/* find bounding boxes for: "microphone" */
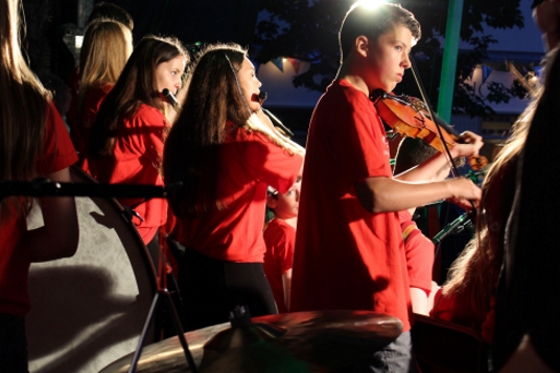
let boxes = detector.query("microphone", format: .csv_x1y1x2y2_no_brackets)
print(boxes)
162,88,182,112
258,91,294,137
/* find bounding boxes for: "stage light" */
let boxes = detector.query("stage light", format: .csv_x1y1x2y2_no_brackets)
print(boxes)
352,0,387,10
75,35,83,49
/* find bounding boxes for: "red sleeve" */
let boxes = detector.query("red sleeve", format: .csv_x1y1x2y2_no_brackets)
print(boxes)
429,287,456,321
399,209,434,294
124,105,167,166
404,231,435,294
481,296,495,344
236,127,303,194
37,101,78,175
276,224,296,274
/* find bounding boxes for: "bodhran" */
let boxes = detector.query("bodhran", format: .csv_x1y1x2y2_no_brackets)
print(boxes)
26,166,157,373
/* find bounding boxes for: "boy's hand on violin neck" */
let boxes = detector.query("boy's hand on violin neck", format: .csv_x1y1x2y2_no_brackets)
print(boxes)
451,131,484,158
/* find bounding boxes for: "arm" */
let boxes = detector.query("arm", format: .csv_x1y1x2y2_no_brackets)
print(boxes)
410,287,429,315
26,167,79,262
282,268,293,311
354,176,480,213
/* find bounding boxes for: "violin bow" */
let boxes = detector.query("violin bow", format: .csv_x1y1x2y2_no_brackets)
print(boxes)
409,58,476,211
506,60,538,98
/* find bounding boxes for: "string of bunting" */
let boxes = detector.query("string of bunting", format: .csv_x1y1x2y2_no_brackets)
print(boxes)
268,57,302,74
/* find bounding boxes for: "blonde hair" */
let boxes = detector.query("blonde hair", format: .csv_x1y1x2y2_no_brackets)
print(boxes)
0,0,48,222
441,89,539,328
77,18,132,121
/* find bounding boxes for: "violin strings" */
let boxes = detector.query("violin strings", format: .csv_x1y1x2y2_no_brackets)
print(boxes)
409,58,476,212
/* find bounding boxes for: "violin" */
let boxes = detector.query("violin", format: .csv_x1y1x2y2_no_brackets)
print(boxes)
370,90,488,172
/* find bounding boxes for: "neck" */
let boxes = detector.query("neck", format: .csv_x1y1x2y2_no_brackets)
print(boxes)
337,64,370,97
276,216,297,229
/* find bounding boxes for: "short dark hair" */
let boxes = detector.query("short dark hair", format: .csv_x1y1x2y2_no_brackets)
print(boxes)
88,2,134,30
393,137,438,175
339,3,420,62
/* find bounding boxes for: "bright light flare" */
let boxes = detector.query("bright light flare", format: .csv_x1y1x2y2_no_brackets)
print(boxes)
351,0,387,10
75,35,83,49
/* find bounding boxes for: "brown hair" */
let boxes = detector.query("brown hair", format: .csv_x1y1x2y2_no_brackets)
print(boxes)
441,93,538,328
0,0,48,222
164,43,251,218
89,35,187,157
77,19,132,124
339,2,421,63
87,1,134,31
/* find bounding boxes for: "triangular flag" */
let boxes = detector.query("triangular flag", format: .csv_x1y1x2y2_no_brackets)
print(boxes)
534,65,544,81
481,65,493,84
287,58,301,74
271,57,284,72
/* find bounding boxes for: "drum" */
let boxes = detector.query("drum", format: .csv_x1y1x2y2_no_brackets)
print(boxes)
26,166,158,373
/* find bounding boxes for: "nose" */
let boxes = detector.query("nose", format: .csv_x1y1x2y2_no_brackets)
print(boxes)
402,53,411,69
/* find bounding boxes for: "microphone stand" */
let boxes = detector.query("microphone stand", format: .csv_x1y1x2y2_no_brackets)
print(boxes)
432,211,473,244
0,176,198,373
258,91,295,138
261,108,295,137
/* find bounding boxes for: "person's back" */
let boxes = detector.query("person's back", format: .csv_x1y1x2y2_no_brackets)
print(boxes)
75,19,133,169
66,2,134,148
292,78,411,319
430,113,528,344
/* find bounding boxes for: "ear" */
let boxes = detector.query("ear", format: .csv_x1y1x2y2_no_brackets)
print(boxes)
356,35,369,58
266,195,278,210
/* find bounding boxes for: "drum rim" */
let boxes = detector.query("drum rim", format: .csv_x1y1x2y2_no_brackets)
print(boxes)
70,165,158,292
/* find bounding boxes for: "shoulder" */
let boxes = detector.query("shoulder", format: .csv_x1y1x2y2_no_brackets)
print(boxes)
126,104,166,127
265,219,294,237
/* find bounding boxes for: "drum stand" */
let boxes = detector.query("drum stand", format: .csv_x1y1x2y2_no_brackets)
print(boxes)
125,223,198,373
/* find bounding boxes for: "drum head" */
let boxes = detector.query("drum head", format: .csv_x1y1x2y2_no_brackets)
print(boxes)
26,167,157,373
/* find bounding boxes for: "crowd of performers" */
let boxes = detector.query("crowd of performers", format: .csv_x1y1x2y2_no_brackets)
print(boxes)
1,0,559,371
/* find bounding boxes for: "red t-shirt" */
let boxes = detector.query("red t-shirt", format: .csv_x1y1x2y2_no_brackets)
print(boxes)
173,122,303,263
90,104,168,244
263,218,296,313
0,102,78,317
430,288,495,344
291,79,412,331
398,210,434,295
77,83,114,171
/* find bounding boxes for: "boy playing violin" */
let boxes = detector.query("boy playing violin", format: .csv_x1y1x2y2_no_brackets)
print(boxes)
290,2,483,371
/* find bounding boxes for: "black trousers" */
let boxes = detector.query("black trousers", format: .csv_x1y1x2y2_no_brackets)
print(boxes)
0,313,28,373
178,248,278,332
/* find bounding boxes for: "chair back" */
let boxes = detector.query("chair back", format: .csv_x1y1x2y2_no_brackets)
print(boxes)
412,313,489,373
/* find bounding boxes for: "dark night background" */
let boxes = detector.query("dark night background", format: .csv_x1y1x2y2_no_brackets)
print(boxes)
22,0,260,81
